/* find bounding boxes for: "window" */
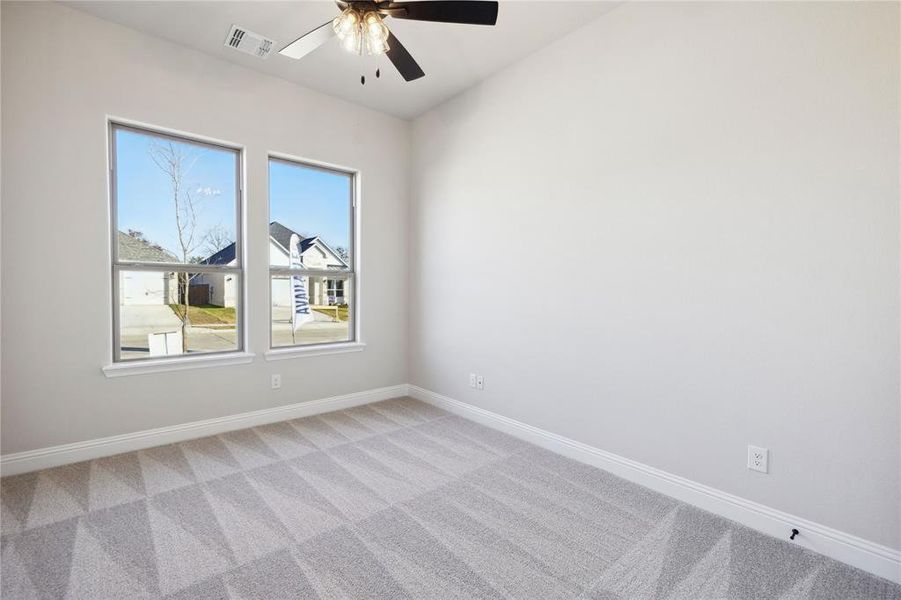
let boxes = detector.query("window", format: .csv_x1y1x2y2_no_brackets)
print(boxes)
110,123,243,362
326,279,345,304
269,157,355,349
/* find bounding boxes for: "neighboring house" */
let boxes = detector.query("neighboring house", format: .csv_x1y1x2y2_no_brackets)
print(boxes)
117,231,178,305
196,221,349,308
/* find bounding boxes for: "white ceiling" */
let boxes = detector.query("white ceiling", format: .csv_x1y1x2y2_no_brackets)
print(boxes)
64,1,620,119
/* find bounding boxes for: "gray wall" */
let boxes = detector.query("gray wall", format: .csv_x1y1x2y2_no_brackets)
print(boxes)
0,2,410,453
409,2,901,549
2,0,899,555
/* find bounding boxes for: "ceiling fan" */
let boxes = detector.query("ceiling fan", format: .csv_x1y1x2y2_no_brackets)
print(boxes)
278,1,499,82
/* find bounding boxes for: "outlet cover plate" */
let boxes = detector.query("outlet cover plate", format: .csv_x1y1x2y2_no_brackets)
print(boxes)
747,445,768,473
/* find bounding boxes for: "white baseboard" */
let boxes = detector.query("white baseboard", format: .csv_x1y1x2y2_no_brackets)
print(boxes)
4,381,898,584
409,385,901,585
0,384,409,476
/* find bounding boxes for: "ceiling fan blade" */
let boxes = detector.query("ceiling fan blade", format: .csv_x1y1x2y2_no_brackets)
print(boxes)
278,20,335,60
386,30,425,81
382,1,498,26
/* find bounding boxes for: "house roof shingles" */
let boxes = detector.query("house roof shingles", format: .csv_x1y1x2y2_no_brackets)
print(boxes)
117,231,178,262
202,242,237,266
201,222,318,265
269,221,317,254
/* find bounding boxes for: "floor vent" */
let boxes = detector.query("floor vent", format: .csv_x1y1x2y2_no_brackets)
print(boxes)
224,25,276,59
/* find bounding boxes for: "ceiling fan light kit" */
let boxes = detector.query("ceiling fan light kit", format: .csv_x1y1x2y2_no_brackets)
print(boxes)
363,11,391,54
333,7,390,55
280,0,499,82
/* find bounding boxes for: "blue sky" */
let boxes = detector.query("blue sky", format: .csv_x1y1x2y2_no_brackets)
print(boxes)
116,128,351,261
269,159,351,254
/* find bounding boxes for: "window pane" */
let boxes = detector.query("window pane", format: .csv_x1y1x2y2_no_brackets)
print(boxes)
268,159,351,270
115,127,238,265
271,275,352,347
118,270,240,360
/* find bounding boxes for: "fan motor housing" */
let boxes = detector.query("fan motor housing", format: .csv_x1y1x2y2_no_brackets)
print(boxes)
339,1,406,17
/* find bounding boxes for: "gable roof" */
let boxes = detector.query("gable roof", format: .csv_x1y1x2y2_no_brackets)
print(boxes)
117,231,178,262
268,221,317,255
202,241,238,266
200,222,329,265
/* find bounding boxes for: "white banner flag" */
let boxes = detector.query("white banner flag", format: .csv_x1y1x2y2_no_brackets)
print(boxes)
290,234,314,331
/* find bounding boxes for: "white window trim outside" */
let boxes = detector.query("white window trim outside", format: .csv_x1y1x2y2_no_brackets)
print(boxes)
267,152,362,357
104,118,249,376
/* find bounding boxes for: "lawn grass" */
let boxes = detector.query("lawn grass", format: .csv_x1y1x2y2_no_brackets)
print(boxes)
313,305,350,322
169,304,236,325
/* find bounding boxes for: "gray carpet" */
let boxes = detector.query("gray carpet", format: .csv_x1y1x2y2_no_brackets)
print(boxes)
1,397,898,599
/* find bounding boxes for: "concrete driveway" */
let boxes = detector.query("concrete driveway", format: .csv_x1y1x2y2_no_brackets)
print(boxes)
271,306,350,346
121,304,182,329
119,304,238,359
118,304,347,359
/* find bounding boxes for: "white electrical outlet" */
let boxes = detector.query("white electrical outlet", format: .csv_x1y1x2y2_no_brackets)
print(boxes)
476,375,484,390
747,445,768,473
469,373,477,388
271,374,282,390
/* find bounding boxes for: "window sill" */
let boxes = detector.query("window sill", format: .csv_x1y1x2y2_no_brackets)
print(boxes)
264,342,366,361
102,352,255,378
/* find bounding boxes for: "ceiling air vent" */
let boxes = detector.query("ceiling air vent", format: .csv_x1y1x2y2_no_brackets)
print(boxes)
224,25,275,59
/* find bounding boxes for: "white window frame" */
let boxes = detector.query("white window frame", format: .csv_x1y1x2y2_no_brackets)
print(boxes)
265,154,363,360
105,120,249,374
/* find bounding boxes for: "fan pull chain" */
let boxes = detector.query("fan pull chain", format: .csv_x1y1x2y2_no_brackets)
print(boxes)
360,54,382,85
361,67,380,85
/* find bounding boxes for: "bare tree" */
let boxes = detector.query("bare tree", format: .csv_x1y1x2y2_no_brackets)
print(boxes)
148,140,201,352
126,230,166,253
201,224,234,257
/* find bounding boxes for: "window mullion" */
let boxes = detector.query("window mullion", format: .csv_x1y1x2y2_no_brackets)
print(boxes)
269,268,353,278
114,263,243,275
